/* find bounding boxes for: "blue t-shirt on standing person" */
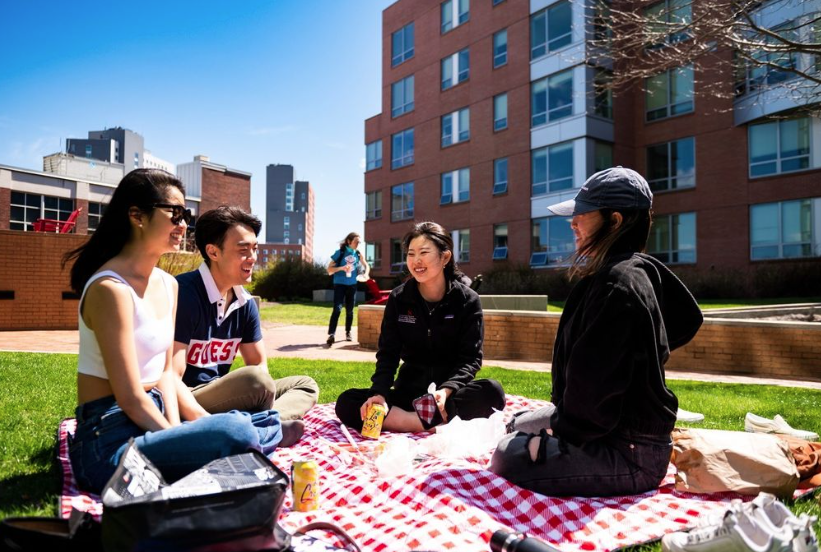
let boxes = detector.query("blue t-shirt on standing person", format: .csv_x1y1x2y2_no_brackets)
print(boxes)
331,246,360,286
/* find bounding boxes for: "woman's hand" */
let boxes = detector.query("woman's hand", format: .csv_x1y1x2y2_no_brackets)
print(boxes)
433,388,453,422
360,394,387,421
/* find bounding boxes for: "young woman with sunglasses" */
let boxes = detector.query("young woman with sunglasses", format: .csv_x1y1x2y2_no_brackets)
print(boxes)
64,169,283,493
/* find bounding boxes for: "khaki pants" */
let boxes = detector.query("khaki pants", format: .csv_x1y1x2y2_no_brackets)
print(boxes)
191,366,319,420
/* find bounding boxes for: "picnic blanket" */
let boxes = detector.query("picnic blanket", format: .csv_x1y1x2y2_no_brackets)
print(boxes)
58,395,817,552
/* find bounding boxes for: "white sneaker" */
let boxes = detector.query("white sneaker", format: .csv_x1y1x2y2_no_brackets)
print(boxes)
662,511,789,552
745,413,819,441
749,493,819,552
677,408,705,423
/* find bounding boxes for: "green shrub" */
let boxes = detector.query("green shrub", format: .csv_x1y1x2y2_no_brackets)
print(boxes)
480,263,574,300
253,257,330,301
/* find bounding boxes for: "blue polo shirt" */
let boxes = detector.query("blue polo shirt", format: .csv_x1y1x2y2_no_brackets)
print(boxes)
175,264,262,386
331,247,360,286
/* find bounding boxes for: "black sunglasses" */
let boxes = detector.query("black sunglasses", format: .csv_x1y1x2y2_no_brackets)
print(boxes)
152,203,193,225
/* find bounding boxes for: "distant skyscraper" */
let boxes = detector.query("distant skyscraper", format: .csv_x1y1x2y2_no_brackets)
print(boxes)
65,126,174,174
265,164,314,261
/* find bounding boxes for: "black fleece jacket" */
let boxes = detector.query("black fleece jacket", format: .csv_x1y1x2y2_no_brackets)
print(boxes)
369,278,483,398
549,252,703,446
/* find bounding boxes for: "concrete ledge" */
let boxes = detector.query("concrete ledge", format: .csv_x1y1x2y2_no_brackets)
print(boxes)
480,295,548,311
313,289,365,303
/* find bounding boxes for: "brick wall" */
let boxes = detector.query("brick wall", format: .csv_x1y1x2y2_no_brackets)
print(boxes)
357,305,821,381
200,168,251,214
0,230,85,330
0,187,10,230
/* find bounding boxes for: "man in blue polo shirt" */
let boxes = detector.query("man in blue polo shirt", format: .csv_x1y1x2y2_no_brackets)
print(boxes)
173,206,319,435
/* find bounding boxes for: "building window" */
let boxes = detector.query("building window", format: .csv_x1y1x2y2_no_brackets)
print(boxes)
390,239,405,274
647,137,695,192
530,1,572,60
532,142,573,196
531,69,573,127
9,192,74,232
493,29,508,68
646,65,693,121
644,0,691,46
442,107,470,147
87,202,106,232
298,224,303,231
392,22,414,66
441,0,469,34
493,0,505,4
391,182,414,221
441,168,470,205
441,48,470,90
366,191,382,220
391,75,414,117
749,118,810,178
594,142,613,172
285,183,294,212
493,224,508,260
366,242,382,270
751,199,817,260
366,140,383,171
594,70,613,119
283,216,290,229
648,212,696,264
493,158,508,195
494,93,508,131
453,229,470,262
531,216,574,266
391,128,415,169
85,145,92,158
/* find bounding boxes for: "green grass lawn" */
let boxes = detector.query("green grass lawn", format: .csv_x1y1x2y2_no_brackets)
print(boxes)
1,352,818,550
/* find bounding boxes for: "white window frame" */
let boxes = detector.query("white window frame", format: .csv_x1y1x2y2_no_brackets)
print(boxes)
9,191,74,232
493,224,509,260
493,158,508,195
391,75,414,118
366,140,382,171
532,142,574,196
531,69,573,127
440,168,470,204
750,199,818,260
493,29,508,68
391,182,414,221
366,190,382,220
391,22,414,67
441,48,470,90
748,118,811,178
391,128,415,169
441,107,470,147
453,228,471,262
530,1,573,60
494,93,508,131
441,0,469,34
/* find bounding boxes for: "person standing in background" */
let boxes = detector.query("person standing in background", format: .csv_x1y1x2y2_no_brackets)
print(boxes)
326,232,369,346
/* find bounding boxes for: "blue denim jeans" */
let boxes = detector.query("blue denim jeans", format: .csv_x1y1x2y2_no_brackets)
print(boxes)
490,406,672,497
69,388,283,494
328,284,356,335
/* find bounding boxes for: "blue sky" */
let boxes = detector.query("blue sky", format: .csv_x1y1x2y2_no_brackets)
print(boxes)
0,0,394,262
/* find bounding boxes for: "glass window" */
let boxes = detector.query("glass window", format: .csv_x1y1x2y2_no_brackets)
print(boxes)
391,22,414,66
454,229,470,262
9,192,74,232
391,239,405,274
751,199,814,260
441,107,470,147
493,29,508,68
391,75,414,117
440,168,470,204
532,142,573,196
494,93,508,131
366,242,382,270
87,202,106,232
647,212,696,263
366,140,382,171
646,65,693,121
441,0,469,33
441,48,470,90
531,216,574,265
644,0,691,46
749,118,810,178
531,69,573,127
530,1,572,60
647,137,695,192
493,224,508,259
391,182,414,221
594,70,613,119
391,128,414,169
594,142,613,172
366,191,382,220
85,145,92,158
493,0,505,5
493,158,508,195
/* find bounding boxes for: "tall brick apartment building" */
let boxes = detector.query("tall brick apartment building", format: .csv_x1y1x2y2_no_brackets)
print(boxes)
363,0,821,287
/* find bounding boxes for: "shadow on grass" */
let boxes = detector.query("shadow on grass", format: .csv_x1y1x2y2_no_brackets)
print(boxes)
0,445,61,516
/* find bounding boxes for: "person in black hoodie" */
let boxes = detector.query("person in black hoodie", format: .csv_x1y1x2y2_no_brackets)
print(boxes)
335,221,505,433
490,166,703,497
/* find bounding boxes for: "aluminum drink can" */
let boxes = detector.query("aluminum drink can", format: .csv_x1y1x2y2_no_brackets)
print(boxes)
361,403,387,439
291,458,320,512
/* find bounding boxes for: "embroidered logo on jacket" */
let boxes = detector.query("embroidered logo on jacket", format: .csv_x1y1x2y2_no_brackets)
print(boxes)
398,309,416,324
186,338,242,367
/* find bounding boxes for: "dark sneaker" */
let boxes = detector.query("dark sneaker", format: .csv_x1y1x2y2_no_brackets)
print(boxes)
345,332,352,341
326,334,335,347
279,420,305,448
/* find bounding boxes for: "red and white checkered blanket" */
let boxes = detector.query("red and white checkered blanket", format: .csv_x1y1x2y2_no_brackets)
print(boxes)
57,395,813,552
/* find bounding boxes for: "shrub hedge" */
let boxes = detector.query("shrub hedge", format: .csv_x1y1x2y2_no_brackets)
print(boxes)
252,257,331,301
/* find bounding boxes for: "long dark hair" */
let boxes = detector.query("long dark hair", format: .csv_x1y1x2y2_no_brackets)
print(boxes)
63,169,185,294
339,232,359,249
568,208,653,280
401,221,464,282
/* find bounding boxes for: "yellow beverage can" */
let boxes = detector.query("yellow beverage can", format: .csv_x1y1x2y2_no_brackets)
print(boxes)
291,458,320,512
361,403,387,439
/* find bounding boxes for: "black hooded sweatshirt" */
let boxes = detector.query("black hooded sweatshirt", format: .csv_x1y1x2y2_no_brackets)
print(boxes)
549,252,703,446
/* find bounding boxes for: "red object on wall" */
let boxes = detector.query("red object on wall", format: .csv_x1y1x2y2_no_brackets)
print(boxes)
32,208,83,234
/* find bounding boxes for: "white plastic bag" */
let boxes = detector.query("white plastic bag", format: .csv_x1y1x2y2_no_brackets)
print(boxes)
375,436,418,478
419,410,506,459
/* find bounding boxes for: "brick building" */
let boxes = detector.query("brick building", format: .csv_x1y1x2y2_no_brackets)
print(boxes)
363,0,821,287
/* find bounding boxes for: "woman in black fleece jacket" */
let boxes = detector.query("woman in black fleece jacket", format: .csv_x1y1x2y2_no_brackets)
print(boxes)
490,167,703,497
335,222,505,433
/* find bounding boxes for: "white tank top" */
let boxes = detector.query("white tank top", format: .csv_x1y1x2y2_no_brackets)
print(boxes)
77,268,174,383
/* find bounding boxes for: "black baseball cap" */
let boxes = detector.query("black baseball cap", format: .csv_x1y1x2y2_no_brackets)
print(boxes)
547,166,653,216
